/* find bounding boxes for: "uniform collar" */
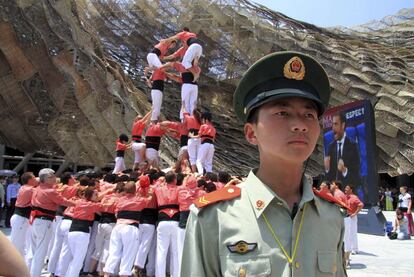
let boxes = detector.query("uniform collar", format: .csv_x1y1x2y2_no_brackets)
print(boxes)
242,170,320,218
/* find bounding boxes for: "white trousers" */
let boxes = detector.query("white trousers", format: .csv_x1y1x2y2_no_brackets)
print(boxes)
10,214,30,256
65,231,90,277
196,142,215,174
182,43,203,69
156,221,179,277
29,218,54,277
344,216,359,252
55,219,72,277
146,148,160,168
103,224,140,276
113,157,126,174
132,142,146,164
151,89,163,121
46,216,59,260
187,138,200,166
147,53,162,69
135,224,155,268
48,216,65,274
146,234,157,276
83,221,99,272
176,227,186,275
180,83,198,120
92,223,115,264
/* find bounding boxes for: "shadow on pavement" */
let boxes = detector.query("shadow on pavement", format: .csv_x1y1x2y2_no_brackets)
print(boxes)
349,263,367,270
354,251,377,257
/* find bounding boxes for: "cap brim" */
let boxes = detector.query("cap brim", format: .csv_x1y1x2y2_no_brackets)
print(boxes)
246,89,325,118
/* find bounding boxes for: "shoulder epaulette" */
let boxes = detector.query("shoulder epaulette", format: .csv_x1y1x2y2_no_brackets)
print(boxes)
194,185,241,208
312,187,350,211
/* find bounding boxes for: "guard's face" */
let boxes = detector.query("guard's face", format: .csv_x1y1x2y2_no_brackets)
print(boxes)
244,97,320,165
332,115,345,140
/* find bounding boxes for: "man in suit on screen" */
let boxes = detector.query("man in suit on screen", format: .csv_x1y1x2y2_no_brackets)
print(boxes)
324,112,361,187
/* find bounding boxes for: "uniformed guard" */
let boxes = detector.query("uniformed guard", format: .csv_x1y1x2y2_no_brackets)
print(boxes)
181,51,349,277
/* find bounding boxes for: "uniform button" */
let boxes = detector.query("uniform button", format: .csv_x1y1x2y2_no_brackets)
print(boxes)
256,200,265,210
295,261,300,269
239,267,246,277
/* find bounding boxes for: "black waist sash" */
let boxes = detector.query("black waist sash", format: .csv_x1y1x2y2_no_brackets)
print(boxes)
117,210,141,221
151,47,161,56
145,136,162,151
158,204,180,222
132,135,142,142
100,212,116,224
179,210,190,229
140,208,158,225
32,206,56,216
152,80,164,91
201,135,214,144
69,219,94,233
14,206,32,219
116,150,125,157
56,205,67,216
180,135,189,147
186,37,202,47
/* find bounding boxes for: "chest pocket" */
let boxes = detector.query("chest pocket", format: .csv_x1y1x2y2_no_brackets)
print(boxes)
220,256,271,277
317,250,338,276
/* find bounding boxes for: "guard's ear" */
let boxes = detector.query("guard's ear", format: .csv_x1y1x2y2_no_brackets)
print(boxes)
244,123,258,146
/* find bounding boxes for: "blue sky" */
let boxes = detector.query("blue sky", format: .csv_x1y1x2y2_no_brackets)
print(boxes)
254,0,414,27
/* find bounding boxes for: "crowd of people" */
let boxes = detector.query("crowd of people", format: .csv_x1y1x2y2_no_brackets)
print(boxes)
317,180,364,268
5,167,240,277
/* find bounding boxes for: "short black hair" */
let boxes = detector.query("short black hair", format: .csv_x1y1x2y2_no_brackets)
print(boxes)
79,176,90,186
205,182,217,193
197,179,207,188
205,172,218,182
176,173,185,186
115,175,129,183
165,171,177,184
333,180,343,191
60,172,72,185
119,133,129,142
246,107,259,124
128,172,139,182
333,112,346,125
202,112,212,122
21,172,34,185
103,173,117,184
218,171,231,183
182,27,190,32
346,184,355,192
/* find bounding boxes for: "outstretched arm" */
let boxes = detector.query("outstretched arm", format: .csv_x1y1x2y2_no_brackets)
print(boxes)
166,72,182,84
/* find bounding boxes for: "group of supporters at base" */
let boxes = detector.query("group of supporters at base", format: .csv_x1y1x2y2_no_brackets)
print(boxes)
8,167,243,277
113,106,216,178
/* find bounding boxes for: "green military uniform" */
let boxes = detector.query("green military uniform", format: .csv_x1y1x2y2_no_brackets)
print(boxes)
181,52,347,276
181,172,346,276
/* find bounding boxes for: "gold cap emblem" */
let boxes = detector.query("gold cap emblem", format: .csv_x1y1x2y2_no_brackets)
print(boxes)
283,56,305,80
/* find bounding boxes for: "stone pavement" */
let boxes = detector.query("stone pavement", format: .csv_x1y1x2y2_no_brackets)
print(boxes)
1,211,413,276
347,211,414,277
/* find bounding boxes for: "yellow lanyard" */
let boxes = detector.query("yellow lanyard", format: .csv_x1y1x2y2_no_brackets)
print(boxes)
262,203,307,266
